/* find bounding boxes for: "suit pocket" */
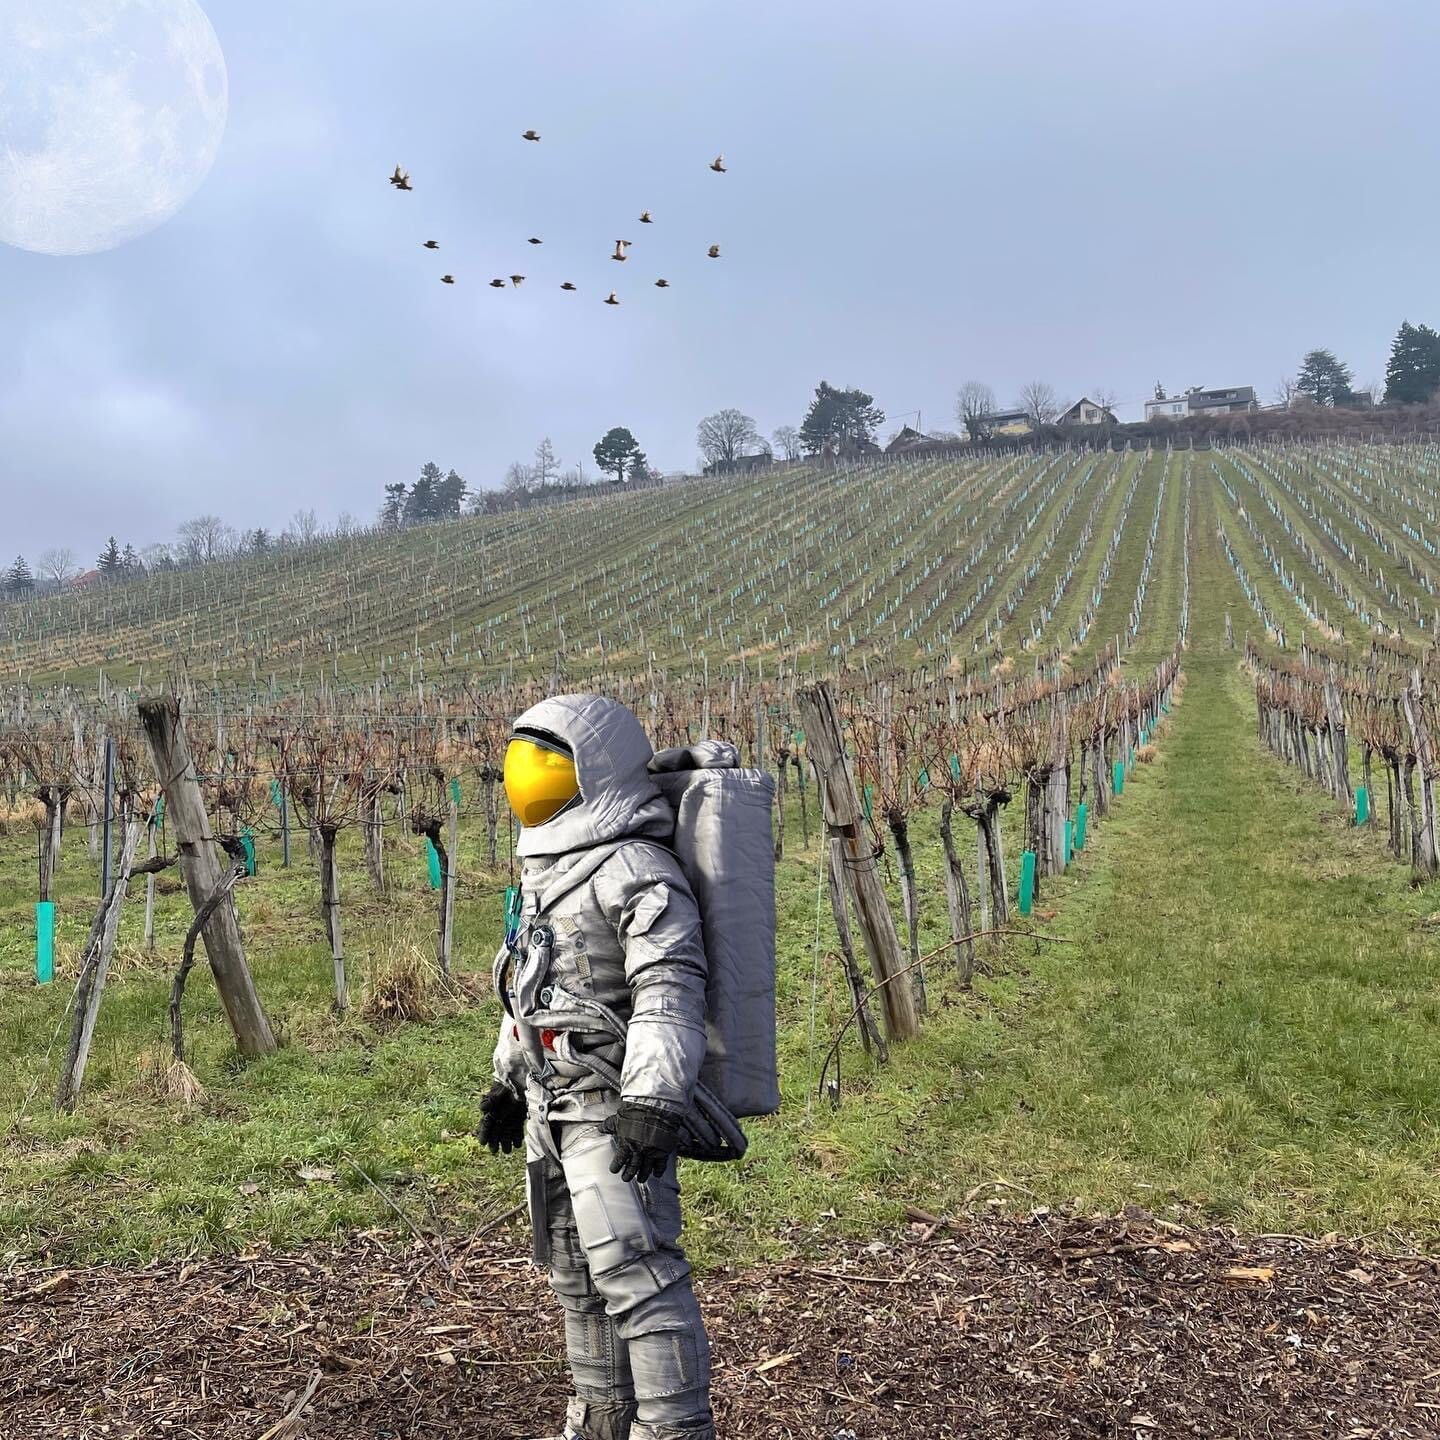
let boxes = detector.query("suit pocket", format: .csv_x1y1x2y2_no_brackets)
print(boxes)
569,1177,658,1277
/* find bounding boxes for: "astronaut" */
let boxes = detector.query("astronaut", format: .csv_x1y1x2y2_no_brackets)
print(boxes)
480,694,717,1440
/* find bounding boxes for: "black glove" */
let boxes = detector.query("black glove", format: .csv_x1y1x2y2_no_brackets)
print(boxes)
478,1082,526,1155
604,1102,684,1184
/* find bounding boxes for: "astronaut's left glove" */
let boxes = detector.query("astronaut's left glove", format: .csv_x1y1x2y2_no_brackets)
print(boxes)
604,1101,684,1183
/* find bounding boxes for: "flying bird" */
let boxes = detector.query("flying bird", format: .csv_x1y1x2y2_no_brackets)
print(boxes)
389,165,412,190
710,154,726,173
522,129,541,142
654,279,670,288
440,275,455,284
489,278,507,288
706,244,721,258
560,282,577,291
527,237,543,245
612,240,631,262
604,292,620,306
422,240,439,249
510,275,525,287
639,210,653,224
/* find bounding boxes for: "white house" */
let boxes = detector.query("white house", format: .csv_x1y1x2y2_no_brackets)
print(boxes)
1057,397,1117,426
1145,383,1257,421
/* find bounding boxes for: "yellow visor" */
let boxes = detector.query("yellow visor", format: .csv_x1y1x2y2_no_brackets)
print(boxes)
504,736,579,827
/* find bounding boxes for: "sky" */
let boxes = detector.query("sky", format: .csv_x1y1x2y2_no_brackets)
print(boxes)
2,0,1438,564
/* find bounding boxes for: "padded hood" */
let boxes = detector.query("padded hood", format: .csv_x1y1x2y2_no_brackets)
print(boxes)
512,693,675,858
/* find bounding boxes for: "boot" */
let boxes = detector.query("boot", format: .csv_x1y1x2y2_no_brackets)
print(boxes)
531,1397,636,1440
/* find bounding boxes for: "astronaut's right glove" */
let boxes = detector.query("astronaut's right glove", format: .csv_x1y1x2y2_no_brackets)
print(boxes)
604,1101,684,1183
478,1082,526,1155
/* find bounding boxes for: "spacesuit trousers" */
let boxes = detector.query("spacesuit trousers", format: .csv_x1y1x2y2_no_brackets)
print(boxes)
529,1119,714,1440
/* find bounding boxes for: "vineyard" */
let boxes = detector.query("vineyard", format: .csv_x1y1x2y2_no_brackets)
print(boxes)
3,441,1440,1431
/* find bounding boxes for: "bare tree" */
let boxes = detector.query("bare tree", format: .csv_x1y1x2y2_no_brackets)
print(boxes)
334,510,359,537
176,515,228,566
290,508,321,544
1018,381,1060,429
1091,388,1121,420
1274,376,1300,408
772,425,802,461
37,547,77,587
955,381,997,441
503,461,534,494
696,409,760,467
534,436,559,486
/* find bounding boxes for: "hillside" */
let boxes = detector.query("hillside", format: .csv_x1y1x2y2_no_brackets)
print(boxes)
4,449,1199,688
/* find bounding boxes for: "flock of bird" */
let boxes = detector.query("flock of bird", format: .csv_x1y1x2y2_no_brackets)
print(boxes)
388,134,726,304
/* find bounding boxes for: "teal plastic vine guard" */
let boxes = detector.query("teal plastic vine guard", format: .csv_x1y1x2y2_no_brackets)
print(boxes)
1355,785,1370,825
1113,761,1124,796
1076,802,1089,851
36,902,54,985
425,836,442,889
1019,851,1036,916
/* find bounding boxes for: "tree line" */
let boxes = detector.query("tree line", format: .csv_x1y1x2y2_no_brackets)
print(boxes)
3,508,361,600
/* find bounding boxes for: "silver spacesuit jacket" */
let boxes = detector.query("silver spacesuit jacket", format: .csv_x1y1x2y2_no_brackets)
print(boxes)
492,695,710,1135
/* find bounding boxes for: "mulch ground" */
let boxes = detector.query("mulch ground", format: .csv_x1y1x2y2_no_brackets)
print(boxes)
2,1205,1437,1439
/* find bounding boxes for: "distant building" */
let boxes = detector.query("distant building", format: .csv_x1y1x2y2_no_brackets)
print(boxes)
1144,383,1257,421
1144,389,1189,421
703,452,773,477
1187,385,1257,415
1057,397,1116,426
885,425,934,453
976,409,1034,438
66,569,102,590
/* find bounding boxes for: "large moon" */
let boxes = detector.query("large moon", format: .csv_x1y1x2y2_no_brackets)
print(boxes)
0,0,227,257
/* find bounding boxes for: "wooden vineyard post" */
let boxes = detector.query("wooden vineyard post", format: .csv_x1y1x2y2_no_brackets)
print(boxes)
1401,669,1439,880
138,696,277,1057
144,809,158,953
1323,668,1352,809
54,820,142,1112
319,827,347,1013
443,787,459,978
826,833,887,1064
798,682,920,1044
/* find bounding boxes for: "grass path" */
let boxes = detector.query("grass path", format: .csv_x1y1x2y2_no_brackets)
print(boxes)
919,493,1440,1238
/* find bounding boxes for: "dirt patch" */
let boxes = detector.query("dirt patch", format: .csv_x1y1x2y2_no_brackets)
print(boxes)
1,1207,1436,1437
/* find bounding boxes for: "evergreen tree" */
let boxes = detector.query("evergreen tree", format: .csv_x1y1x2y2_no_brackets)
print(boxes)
248,528,272,554
97,536,122,575
379,482,408,530
404,462,444,523
1296,349,1354,406
798,381,884,456
593,427,643,482
6,555,34,595
121,543,141,572
435,468,467,518
1385,321,1440,405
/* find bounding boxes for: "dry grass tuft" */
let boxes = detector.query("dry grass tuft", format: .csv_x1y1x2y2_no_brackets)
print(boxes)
161,1060,206,1107
1136,744,1159,764
362,940,443,1027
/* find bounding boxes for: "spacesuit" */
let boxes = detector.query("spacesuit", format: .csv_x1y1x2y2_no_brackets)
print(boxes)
481,694,718,1440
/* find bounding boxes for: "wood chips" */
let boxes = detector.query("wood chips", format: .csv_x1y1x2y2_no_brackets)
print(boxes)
1,1209,1437,1437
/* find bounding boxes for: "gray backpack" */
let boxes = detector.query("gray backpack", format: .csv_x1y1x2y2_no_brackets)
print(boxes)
649,742,780,1119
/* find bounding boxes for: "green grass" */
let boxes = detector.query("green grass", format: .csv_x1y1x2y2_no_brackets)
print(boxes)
2,470,1439,1265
